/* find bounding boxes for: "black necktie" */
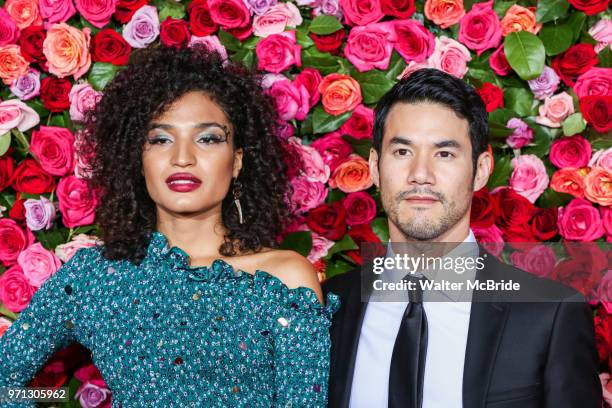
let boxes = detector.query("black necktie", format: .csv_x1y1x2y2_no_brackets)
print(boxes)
388,274,428,408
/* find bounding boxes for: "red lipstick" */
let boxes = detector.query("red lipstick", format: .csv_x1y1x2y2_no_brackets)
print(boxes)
165,173,202,193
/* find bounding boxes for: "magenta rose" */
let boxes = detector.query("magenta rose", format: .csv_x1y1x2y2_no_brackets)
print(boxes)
509,244,557,278
18,242,62,288
30,125,75,176
289,176,328,214
339,0,384,26
267,79,309,121
0,8,20,46
472,224,504,257
256,31,301,73
574,67,612,98
392,19,435,63
549,135,592,169
558,198,605,241
601,206,611,241
208,0,250,30
344,22,394,72
429,36,471,79
0,264,35,312
458,0,501,55
0,218,34,266
39,0,76,23
509,154,549,203
56,175,98,228
342,191,377,226
293,68,322,108
505,118,533,149
76,0,118,29
310,131,353,172
75,382,112,408
489,45,511,76
340,104,374,139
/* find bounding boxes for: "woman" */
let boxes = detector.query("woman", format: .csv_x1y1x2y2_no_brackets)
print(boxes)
0,45,339,407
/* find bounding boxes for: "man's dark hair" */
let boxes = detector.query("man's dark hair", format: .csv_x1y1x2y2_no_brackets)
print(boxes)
372,68,489,172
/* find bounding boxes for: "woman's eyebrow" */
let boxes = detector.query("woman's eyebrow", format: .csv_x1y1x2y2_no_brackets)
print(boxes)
147,122,229,131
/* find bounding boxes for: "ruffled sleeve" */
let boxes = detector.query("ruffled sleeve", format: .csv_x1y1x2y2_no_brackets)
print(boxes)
0,248,92,408
252,271,340,408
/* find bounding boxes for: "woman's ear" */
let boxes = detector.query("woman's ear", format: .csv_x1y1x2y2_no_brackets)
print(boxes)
233,148,244,178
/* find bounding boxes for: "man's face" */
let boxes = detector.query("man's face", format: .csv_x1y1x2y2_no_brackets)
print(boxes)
370,102,490,241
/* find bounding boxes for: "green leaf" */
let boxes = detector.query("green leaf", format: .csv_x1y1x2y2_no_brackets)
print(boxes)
301,48,341,75
385,51,407,81
312,106,351,134
279,231,312,257
536,188,573,208
0,192,16,211
217,29,241,53
371,217,389,242
231,48,255,68
325,257,355,279
309,15,343,35
341,135,371,159
523,119,556,156
504,31,546,80
24,99,48,117
326,188,346,204
0,132,10,156
539,23,574,56
562,113,586,136
35,228,70,251
88,62,123,91
241,35,260,50
598,48,612,68
564,12,586,42
488,108,515,140
493,1,516,19
0,304,17,320
327,234,358,257
351,69,395,105
590,137,612,150
536,0,569,24
503,88,534,117
296,25,315,49
158,0,185,21
487,155,513,189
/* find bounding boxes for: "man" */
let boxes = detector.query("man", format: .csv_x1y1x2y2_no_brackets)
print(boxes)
323,69,601,408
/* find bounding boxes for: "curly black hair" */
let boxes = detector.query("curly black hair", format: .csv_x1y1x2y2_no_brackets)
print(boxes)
82,44,289,265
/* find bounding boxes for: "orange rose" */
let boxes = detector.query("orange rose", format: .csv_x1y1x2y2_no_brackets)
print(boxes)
4,0,42,29
550,168,587,198
0,45,29,85
585,167,611,207
319,73,362,116
424,0,465,29
43,23,91,80
501,5,541,36
328,154,373,193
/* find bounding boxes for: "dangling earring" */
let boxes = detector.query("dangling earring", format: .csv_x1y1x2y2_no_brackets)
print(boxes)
233,179,244,225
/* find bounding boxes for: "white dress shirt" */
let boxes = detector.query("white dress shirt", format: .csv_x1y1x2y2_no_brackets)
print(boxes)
349,230,477,408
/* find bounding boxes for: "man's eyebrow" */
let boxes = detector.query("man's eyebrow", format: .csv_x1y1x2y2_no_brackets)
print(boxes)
388,137,462,149
388,136,412,146
435,140,462,149
147,122,229,131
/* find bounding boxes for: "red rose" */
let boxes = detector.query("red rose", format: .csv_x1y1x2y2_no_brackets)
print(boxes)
489,45,511,76
552,44,598,87
11,158,56,194
381,0,415,18
504,225,536,250
0,155,15,192
568,0,610,15
8,194,26,223
470,187,495,228
91,28,131,65
294,68,322,108
113,0,148,23
40,76,71,112
342,191,377,226
310,131,353,173
188,0,218,36
530,208,558,241
346,223,381,264
18,25,47,70
0,219,33,266
225,25,253,41
476,82,504,112
30,126,75,176
492,187,535,229
594,307,612,364
160,17,191,48
310,30,345,54
339,104,374,139
550,258,600,296
306,201,347,241
208,0,250,30
580,95,612,133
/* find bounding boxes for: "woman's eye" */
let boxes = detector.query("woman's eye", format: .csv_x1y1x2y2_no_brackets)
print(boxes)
147,136,171,145
197,134,224,144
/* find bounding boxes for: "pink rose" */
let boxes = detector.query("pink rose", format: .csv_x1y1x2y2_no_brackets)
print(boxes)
56,175,98,228
188,35,228,60
76,0,116,28
30,125,75,176
54,233,99,262
122,5,159,48
267,79,309,121
340,104,374,139
4,0,42,29
602,206,611,241
75,382,111,408
458,0,502,56
289,176,328,214
24,196,56,231
339,0,384,26
0,99,40,134
472,224,504,257
344,22,394,72
342,191,376,226
428,36,471,79
589,19,612,54
584,166,611,207
0,218,34,266
294,68,322,108
574,67,612,98
0,264,35,312
253,2,302,37
397,60,432,79
597,264,612,306
307,232,334,262
256,31,301,73
208,0,250,30
509,244,557,277
0,317,12,337
0,8,20,47
39,0,76,24
549,135,592,169
558,198,605,241
18,242,62,287
43,23,91,79
288,137,330,183
310,131,353,172
505,118,533,149
509,154,549,203
69,83,102,122
392,19,435,63
489,45,511,76
535,91,574,128
590,148,612,172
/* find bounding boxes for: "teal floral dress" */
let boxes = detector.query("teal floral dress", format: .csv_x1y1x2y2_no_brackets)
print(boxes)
0,232,340,407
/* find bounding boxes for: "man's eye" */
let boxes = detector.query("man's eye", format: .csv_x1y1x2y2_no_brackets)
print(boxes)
197,134,224,144
437,151,454,158
394,149,408,156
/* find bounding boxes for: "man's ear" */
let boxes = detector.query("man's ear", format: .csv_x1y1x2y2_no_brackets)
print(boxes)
473,149,493,192
232,148,244,178
369,147,380,189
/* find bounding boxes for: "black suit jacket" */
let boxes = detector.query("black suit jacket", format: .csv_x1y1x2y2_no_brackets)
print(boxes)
322,249,602,408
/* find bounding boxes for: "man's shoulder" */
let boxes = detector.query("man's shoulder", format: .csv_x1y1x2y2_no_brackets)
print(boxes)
322,266,361,297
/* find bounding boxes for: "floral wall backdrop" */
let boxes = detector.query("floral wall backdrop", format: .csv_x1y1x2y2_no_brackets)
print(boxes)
0,0,610,405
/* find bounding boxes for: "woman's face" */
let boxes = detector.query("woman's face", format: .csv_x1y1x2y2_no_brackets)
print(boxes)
141,91,242,217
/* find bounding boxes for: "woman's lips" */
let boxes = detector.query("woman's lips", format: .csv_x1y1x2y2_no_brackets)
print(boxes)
166,173,202,192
